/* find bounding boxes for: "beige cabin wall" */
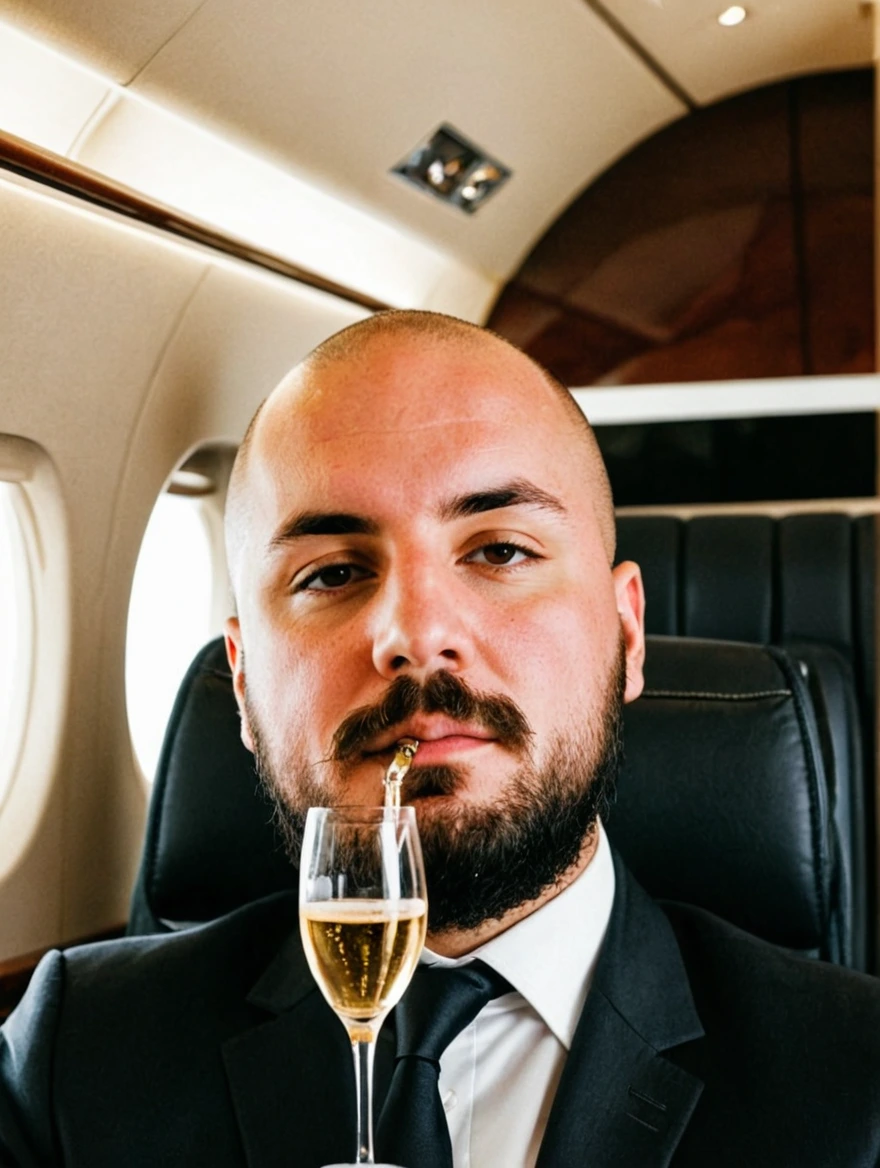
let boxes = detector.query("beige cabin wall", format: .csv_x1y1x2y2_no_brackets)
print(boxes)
0,172,367,958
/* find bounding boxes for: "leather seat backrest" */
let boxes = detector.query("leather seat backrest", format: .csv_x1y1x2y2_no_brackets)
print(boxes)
610,636,839,960
616,512,875,970
128,635,842,963
616,514,874,673
128,640,295,935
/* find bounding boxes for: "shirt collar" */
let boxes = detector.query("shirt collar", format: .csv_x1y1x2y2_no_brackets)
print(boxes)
422,820,616,1049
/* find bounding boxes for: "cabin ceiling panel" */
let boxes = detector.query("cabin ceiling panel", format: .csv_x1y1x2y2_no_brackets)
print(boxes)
0,21,110,155
595,0,872,105
0,0,863,306
72,94,498,317
127,0,686,278
0,0,205,84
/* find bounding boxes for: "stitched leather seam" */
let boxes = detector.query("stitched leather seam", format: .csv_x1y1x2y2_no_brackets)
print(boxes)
641,688,791,700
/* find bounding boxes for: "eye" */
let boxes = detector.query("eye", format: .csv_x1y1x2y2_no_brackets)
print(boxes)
467,542,536,567
297,562,370,592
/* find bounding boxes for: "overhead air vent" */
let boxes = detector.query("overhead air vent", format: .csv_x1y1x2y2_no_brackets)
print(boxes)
392,124,510,214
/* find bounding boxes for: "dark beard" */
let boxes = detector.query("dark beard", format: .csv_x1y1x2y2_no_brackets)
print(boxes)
247,647,625,934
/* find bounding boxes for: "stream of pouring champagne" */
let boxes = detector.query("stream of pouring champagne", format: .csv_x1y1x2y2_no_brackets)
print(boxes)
383,738,419,811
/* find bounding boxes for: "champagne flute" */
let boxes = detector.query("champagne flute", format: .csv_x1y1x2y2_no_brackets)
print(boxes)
299,805,427,1167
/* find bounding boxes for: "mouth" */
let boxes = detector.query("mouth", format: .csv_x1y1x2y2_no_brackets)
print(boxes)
363,718,497,763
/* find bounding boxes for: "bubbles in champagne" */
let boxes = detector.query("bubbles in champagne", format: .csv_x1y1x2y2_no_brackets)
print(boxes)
301,898,427,1032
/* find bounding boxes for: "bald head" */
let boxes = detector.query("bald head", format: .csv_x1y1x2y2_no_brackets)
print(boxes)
225,310,616,598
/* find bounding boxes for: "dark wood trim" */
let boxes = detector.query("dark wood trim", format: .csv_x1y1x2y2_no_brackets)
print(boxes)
0,924,126,1021
0,130,390,313
786,81,814,377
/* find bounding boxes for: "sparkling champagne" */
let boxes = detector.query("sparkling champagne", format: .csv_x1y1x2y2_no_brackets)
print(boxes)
301,898,427,1032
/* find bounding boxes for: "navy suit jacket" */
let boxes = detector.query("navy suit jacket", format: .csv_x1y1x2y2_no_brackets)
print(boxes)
2,854,880,1167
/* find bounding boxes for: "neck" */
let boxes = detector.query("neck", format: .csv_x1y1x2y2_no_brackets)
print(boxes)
425,826,600,958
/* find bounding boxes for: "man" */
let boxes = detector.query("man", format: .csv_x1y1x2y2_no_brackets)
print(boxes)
2,311,880,1167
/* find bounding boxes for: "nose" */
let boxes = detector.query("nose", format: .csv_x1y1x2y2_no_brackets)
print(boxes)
369,558,476,681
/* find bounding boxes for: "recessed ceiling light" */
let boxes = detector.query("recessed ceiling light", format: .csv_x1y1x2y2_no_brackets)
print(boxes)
717,5,747,26
392,125,511,214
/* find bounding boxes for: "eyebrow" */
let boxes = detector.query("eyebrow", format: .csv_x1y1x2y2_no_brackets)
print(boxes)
437,478,567,522
269,478,566,548
270,511,379,546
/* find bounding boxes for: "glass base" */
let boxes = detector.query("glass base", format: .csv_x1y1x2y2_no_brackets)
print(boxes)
320,1163,405,1167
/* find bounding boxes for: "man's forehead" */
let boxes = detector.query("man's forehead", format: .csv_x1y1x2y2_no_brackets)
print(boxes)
259,330,568,450
226,321,616,580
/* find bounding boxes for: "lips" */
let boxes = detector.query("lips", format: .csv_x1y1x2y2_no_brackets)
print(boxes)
364,717,496,758
403,735,495,765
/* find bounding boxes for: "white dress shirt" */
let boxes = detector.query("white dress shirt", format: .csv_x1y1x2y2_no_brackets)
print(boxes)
420,821,616,1168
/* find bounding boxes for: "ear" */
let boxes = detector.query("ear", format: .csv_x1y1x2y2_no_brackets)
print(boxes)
224,616,255,753
612,561,646,704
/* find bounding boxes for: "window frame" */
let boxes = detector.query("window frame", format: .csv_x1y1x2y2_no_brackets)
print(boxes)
125,448,234,786
0,435,70,883
0,480,36,814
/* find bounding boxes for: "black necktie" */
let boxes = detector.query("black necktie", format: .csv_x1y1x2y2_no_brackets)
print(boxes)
376,960,511,1168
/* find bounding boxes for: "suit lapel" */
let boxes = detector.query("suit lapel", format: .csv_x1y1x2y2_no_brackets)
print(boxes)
222,928,396,1168
537,855,704,1168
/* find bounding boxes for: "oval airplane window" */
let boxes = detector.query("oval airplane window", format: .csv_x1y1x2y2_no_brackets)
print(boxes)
126,490,216,782
0,482,34,810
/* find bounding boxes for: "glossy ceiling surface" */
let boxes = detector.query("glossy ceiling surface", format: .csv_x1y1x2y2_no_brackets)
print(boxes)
489,70,873,387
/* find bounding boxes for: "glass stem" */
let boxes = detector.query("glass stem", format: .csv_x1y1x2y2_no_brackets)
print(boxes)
352,1036,377,1164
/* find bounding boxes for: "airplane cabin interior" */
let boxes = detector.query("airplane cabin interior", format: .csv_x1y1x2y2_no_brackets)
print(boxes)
0,0,877,1029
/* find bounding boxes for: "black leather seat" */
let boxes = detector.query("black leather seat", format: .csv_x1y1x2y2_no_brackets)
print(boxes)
617,512,875,970
128,634,846,965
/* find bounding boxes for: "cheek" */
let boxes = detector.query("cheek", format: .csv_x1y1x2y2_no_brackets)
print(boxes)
243,633,316,736
247,621,373,750
485,592,617,717
492,585,614,666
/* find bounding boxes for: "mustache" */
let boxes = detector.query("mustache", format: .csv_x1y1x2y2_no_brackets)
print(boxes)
330,671,533,762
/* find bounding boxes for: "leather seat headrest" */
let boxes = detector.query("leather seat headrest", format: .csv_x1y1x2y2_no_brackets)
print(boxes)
612,635,834,957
